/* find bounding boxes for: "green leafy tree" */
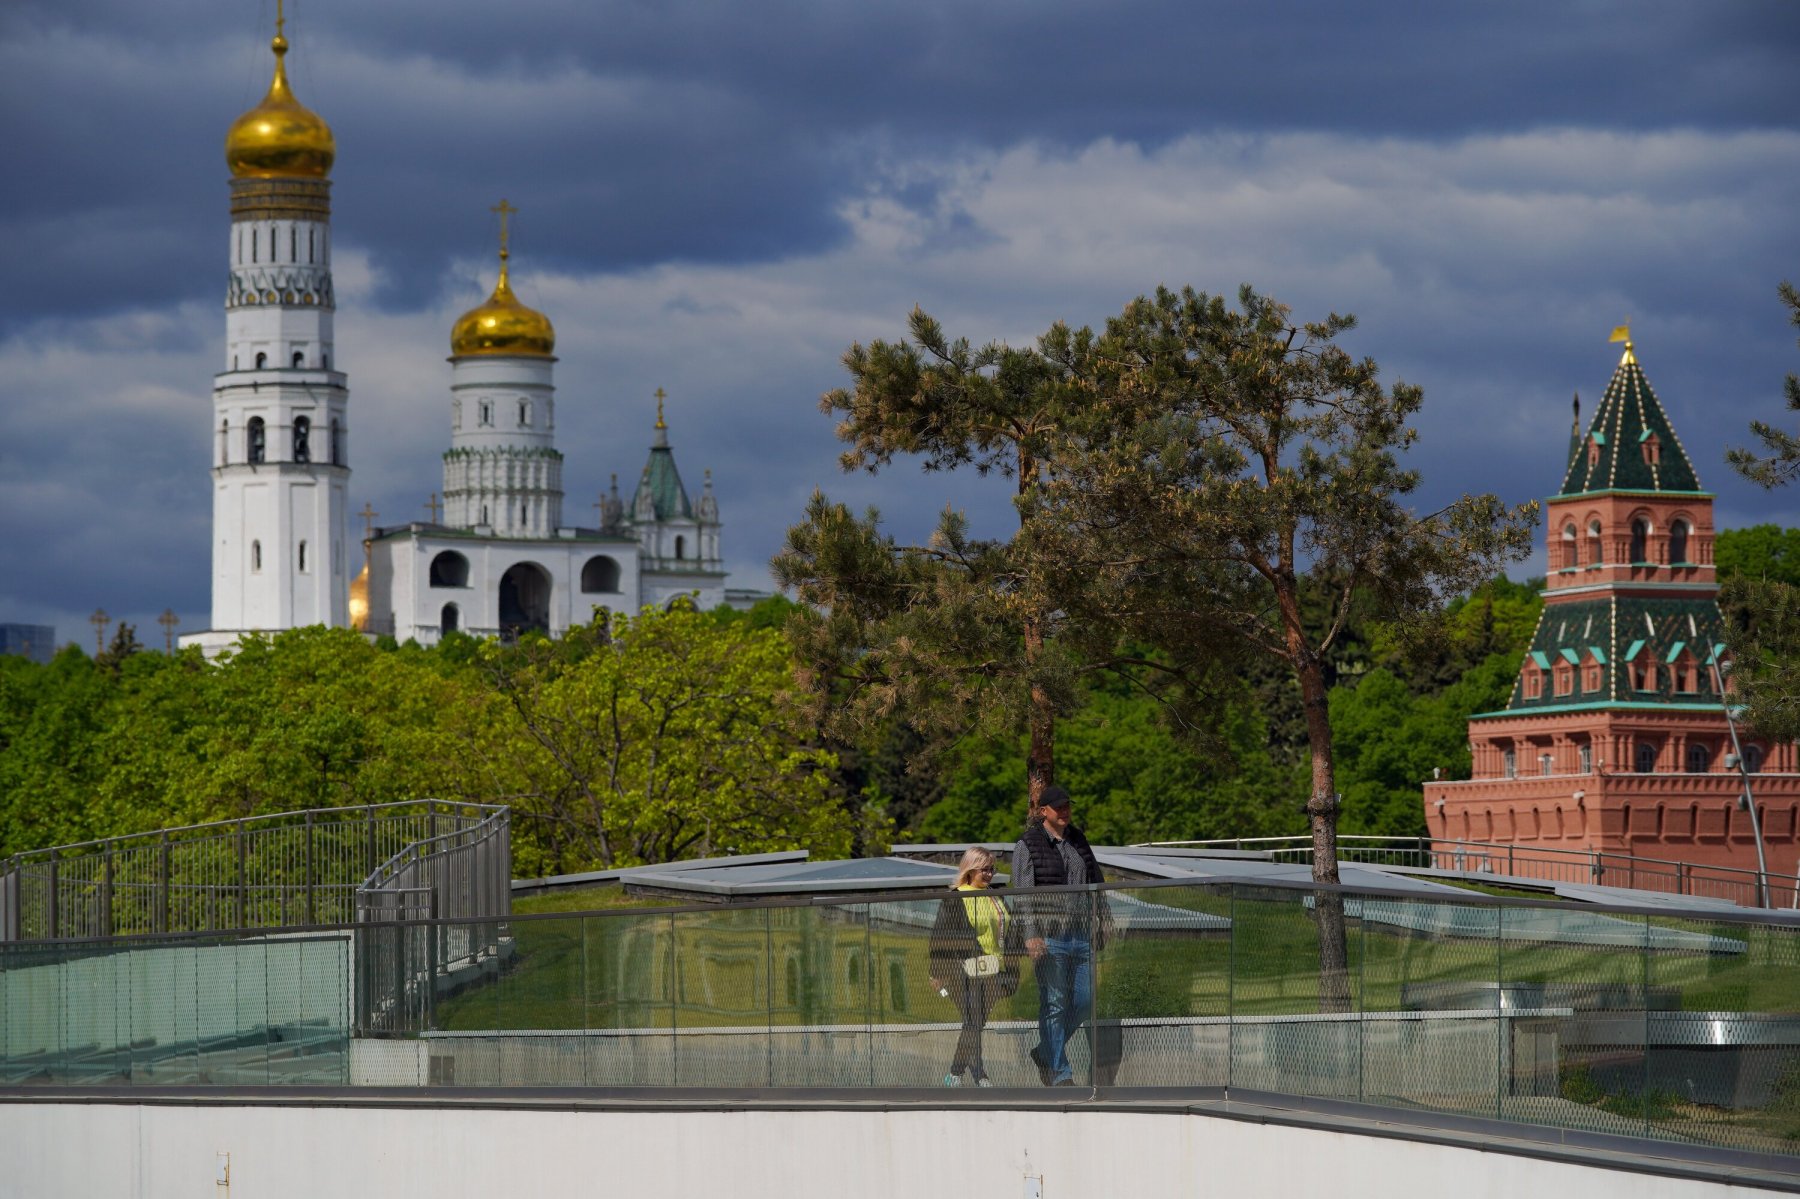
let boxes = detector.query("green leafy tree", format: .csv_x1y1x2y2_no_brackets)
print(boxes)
1715,525,1800,588
1034,285,1537,1006
1726,281,1800,486
1721,283,1800,739
479,603,848,874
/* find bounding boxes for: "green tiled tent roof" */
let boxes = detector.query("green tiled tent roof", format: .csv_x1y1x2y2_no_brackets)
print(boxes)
635,445,693,521
1558,350,1702,496
1502,594,1725,713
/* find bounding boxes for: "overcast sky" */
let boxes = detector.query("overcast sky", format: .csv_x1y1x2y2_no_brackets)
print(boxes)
2,0,1797,649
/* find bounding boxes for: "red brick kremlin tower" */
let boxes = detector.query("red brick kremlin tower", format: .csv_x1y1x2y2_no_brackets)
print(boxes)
1423,334,1800,902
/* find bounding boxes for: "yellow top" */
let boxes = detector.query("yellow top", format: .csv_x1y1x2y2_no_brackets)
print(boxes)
956,884,1007,956
225,14,335,180
450,201,556,357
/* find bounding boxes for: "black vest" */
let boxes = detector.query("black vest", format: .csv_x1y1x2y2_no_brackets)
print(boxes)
1020,823,1102,886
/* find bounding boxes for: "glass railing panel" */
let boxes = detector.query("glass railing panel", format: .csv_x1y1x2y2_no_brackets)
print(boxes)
1228,884,1363,1099
127,939,199,1084
856,892,957,1087
417,919,502,1085
1354,894,1503,1115
581,910,676,1088
1644,912,1800,1154
55,944,120,1083
770,902,872,1087
670,906,772,1087
1496,901,1649,1137
1,944,63,1083
486,916,586,1086
1091,883,1230,1088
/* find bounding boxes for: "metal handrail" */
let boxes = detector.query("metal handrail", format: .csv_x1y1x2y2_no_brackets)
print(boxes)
0,800,508,941
1133,834,1791,908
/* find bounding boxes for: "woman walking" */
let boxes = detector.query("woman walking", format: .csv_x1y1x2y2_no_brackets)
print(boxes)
928,846,1017,1087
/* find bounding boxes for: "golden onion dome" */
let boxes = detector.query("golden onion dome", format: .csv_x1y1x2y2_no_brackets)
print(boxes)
225,29,335,179
347,560,370,632
450,256,556,358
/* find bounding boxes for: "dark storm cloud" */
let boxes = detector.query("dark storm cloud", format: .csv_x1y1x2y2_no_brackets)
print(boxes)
2,0,1796,330
2,1,1798,644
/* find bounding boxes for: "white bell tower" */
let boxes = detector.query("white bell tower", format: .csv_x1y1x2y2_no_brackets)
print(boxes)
188,9,348,651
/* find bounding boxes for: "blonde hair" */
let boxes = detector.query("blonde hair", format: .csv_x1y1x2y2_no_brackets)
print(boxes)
954,846,995,888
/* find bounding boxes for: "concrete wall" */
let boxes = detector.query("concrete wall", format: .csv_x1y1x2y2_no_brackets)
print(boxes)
0,1101,1779,1199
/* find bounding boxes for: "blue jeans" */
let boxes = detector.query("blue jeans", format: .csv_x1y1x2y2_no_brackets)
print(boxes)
1033,934,1093,1083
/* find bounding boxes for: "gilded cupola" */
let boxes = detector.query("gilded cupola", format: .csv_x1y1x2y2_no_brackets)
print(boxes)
450,201,556,358
224,10,335,180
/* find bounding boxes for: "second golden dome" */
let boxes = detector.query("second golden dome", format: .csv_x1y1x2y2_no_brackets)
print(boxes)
451,264,556,357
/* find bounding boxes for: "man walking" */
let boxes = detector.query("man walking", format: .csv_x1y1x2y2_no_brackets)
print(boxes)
1011,786,1104,1086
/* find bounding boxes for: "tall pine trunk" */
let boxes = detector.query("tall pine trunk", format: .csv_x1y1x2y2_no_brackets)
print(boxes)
1279,576,1351,1013
1020,445,1054,816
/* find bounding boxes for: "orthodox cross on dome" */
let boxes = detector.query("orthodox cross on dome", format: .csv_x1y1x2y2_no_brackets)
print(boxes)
424,492,443,523
157,608,180,655
491,199,518,265
357,502,378,540
655,387,667,430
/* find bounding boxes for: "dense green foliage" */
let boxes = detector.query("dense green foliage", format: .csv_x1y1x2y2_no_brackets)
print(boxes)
0,604,851,873
911,576,1541,845
1721,283,1800,741
0,576,1541,864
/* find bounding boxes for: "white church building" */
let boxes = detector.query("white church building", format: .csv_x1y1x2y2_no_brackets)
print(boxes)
185,17,734,652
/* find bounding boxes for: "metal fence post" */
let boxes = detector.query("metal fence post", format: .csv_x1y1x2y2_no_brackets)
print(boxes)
46,854,58,939
156,832,170,934
100,849,114,938
236,819,248,930
305,810,316,926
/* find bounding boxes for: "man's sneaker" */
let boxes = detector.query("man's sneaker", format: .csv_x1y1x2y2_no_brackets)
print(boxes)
975,1076,995,1088
943,1072,963,1087
1028,1045,1054,1086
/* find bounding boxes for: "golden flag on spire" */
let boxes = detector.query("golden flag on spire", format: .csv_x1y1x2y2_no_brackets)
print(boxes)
1609,323,1631,344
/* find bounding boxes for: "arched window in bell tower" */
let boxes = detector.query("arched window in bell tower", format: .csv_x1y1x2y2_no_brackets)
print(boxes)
247,417,266,464
1670,520,1690,565
294,416,311,464
292,350,305,368
1561,522,1578,569
219,419,229,466
330,419,342,466
675,534,686,559
1588,519,1604,565
255,351,267,370
1630,518,1649,564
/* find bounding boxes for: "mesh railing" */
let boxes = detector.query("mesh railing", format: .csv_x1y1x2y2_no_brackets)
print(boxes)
0,801,509,941
1138,835,1800,909
4,877,1798,1163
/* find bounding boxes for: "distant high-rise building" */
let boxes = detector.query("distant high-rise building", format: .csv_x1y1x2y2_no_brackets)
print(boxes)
0,624,56,665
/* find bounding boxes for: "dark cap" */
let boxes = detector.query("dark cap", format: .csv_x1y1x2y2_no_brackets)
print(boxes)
1038,785,1072,809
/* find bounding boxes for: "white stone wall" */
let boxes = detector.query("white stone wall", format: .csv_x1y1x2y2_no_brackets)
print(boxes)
444,354,562,535
202,208,350,639
370,532,640,644
0,1101,1761,1199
